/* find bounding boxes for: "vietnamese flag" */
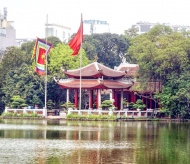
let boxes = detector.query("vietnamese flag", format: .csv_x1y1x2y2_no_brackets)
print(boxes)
33,38,52,75
37,48,46,65
69,15,83,55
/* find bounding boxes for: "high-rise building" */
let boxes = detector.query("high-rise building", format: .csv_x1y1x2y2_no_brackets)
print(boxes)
45,23,71,43
83,19,110,35
131,21,190,34
0,7,16,50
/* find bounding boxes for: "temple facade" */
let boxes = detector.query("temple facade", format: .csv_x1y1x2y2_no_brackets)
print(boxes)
54,61,160,110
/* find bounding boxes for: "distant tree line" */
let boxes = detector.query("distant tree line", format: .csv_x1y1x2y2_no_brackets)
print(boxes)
1,26,190,118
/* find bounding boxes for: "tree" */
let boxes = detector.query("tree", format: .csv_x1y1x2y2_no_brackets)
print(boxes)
133,99,146,111
20,40,36,65
46,36,62,47
124,27,139,38
10,95,27,109
127,24,190,117
83,33,129,68
2,63,44,108
0,47,27,84
48,43,89,76
100,100,114,110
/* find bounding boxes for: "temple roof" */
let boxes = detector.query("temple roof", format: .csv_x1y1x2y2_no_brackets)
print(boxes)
54,78,133,89
62,62,127,78
115,62,139,77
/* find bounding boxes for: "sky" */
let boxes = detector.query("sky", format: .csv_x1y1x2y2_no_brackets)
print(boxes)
1,0,190,39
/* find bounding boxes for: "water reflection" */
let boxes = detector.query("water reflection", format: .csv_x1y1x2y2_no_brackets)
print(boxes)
0,119,190,164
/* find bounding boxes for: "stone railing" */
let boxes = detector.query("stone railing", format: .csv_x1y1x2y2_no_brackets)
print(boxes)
4,108,45,116
68,109,159,118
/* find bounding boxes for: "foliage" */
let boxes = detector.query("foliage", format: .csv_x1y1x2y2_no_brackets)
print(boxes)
124,27,139,39
100,100,113,110
67,113,116,120
60,101,75,110
133,99,146,110
47,99,54,110
48,43,89,75
83,33,129,68
123,98,128,106
93,102,97,109
2,112,39,118
10,95,27,109
128,102,135,110
2,63,44,107
127,24,190,117
0,47,28,85
46,36,62,47
20,40,36,65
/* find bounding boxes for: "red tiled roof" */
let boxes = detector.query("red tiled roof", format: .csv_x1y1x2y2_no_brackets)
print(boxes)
63,62,126,78
55,78,133,89
117,63,139,77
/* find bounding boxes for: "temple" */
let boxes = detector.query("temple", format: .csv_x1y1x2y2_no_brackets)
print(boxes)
54,60,161,110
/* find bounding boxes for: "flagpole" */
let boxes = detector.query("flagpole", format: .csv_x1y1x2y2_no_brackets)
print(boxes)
44,14,48,117
79,14,82,110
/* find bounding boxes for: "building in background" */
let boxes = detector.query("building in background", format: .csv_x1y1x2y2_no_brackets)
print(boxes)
83,19,110,35
45,23,71,43
132,21,190,34
0,7,16,50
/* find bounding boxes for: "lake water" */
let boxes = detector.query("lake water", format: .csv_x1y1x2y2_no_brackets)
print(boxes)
0,119,190,164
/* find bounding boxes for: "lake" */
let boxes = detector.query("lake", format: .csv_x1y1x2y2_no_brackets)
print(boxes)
0,119,190,164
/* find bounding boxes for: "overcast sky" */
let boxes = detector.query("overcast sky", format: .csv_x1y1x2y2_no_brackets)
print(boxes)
1,0,190,39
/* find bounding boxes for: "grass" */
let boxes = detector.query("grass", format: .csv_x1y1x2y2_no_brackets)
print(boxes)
0,111,43,119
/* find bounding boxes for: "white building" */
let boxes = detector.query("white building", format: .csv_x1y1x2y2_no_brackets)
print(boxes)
83,19,110,35
45,23,71,43
132,21,190,34
0,7,16,50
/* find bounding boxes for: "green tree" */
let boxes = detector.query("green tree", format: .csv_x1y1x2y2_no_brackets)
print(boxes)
100,100,114,110
133,99,146,110
2,63,44,108
83,33,129,68
0,47,27,84
127,24,190,117
48,43,89,75
10,95,27,109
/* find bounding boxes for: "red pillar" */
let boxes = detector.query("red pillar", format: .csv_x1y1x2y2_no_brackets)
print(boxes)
96,89,99,109
74,89,78,108
89,90,93,109
150,98,153,109
132,92,136,103
112,89,116,106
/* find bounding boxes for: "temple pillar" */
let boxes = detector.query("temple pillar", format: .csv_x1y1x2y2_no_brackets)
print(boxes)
110,89,113,101
89,90,93,109
112,89,115,106
66,89,69,103
150,98,153,109
131,92,135,103
96,89,101,109
74,89,78,109
120,89,124,110
134,92,136,103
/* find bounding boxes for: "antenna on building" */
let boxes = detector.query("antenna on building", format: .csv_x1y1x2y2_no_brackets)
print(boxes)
4,7,7,20
90,22,94,34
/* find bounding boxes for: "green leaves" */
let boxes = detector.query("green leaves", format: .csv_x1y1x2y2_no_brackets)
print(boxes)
127,24,190,117
48,43,89,75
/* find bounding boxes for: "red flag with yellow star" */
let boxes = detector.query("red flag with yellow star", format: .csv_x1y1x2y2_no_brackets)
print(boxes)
33,38,52,75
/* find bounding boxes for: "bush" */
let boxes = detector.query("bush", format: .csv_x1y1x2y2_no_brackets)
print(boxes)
133,99,146,110
100,100,113,110
128,102,134,110
60,101,75,110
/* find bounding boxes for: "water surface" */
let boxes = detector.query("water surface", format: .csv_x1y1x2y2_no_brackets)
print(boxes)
0,119,190,164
